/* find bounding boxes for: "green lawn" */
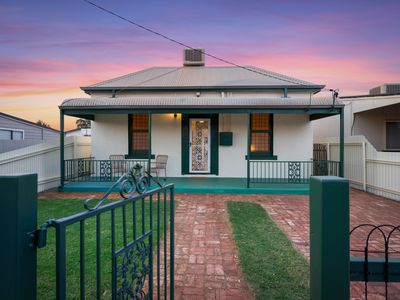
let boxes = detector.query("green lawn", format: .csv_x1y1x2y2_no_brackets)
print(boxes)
37,198,169,300
227,202,309,300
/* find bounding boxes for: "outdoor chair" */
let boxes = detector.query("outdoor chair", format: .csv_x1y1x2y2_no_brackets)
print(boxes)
109,154,128,176
151,155,168,179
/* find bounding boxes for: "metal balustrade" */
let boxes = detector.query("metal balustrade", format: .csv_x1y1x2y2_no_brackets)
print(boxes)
64,158,149,183
248,160,340,184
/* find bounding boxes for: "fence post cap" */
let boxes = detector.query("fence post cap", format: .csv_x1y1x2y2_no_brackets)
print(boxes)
311,176,348,183
0,173,37,179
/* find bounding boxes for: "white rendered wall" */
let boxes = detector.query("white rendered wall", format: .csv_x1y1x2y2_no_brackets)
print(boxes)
91,114,182,176
219,114,313,177
274,114,313,161
151,114,182,177
91,113,313,177
219,114,247,177
91,115,128,160
312,114,340,139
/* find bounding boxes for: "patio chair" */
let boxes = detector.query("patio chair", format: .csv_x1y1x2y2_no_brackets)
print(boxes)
151,155,168,179
109,154,128,176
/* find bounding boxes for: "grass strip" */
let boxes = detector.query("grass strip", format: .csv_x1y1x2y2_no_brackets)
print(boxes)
227,202,309,300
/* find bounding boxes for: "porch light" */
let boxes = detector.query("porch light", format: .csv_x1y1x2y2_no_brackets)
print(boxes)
250,144,255,152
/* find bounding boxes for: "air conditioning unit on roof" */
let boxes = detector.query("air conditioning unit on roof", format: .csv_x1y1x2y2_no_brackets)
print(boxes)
370,84,400,95
183,48,205,66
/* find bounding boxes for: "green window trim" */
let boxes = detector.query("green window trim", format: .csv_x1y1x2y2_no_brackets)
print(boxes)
245,154,278,160
124,153,155,159
249,113,274,159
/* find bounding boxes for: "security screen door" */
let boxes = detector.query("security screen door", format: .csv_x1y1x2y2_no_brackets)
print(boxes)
189,118,211,173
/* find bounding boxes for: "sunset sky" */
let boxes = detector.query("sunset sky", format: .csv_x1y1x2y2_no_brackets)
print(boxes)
1,0,400,130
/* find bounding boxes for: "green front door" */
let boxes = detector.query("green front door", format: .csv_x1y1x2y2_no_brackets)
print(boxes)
181,114,219,175
189,118,211,173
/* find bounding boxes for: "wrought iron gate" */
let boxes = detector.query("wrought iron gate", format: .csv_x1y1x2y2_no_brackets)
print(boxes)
33,165,174,300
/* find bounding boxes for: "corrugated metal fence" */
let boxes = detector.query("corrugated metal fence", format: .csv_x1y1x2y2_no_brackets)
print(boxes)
0,136,91,192
315,135,400,201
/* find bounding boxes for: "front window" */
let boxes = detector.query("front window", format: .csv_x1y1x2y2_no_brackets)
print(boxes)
386,121,400,150
129,114,149,158
250,114,273,158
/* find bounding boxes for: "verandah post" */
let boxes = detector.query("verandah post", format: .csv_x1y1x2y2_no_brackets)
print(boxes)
60,109,65,190
339,107,344,177
148,112,152,174
310,176,349,300
0,174,38,300
169,186,175,299
246,112,251,188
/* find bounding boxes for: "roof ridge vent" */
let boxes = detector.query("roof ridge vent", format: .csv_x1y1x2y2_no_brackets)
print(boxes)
183,48,205,66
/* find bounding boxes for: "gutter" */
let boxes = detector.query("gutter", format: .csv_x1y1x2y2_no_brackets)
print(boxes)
81,85,325,93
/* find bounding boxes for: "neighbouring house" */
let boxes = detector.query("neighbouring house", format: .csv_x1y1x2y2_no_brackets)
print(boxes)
59,49,344,192
0,112,59,153
65,128,92,137
313,84,400,151
312,84,400,201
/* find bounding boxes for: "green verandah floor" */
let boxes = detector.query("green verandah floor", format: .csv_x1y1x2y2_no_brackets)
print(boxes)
62,177,309,195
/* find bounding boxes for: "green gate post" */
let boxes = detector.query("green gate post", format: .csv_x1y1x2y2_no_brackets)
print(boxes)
0,174,38,300
246,112,251,188
310,176,349,300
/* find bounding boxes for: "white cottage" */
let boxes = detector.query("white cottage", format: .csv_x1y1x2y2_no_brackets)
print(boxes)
59,49,344,192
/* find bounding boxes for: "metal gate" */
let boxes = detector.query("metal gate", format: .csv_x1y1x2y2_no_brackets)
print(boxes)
33,165,174,300
350,224,400,300
313,143,327,161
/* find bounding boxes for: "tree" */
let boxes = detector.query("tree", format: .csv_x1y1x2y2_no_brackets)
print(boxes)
36,120,51,128
76,119,91,129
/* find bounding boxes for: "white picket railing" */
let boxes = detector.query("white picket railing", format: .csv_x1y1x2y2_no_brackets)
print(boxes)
0,136,91,192
316,135,400,201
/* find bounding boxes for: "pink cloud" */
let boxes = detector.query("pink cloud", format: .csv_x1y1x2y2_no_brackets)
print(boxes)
2,50,398,99
226,50,400,95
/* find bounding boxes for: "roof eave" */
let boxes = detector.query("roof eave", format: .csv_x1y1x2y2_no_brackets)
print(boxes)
340,92,400,99
61,104,344,111
81,85,325,93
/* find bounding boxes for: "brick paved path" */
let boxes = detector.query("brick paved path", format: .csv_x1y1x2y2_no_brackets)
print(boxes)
173,196,252,299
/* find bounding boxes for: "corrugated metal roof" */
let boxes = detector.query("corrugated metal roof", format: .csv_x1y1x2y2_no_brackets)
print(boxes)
61,96,342,109
0,112,60,132
82,66,323,90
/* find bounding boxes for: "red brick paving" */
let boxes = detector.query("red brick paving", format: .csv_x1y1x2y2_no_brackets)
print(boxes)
172,197,252,300
39,189,400,299
257,189,400,300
